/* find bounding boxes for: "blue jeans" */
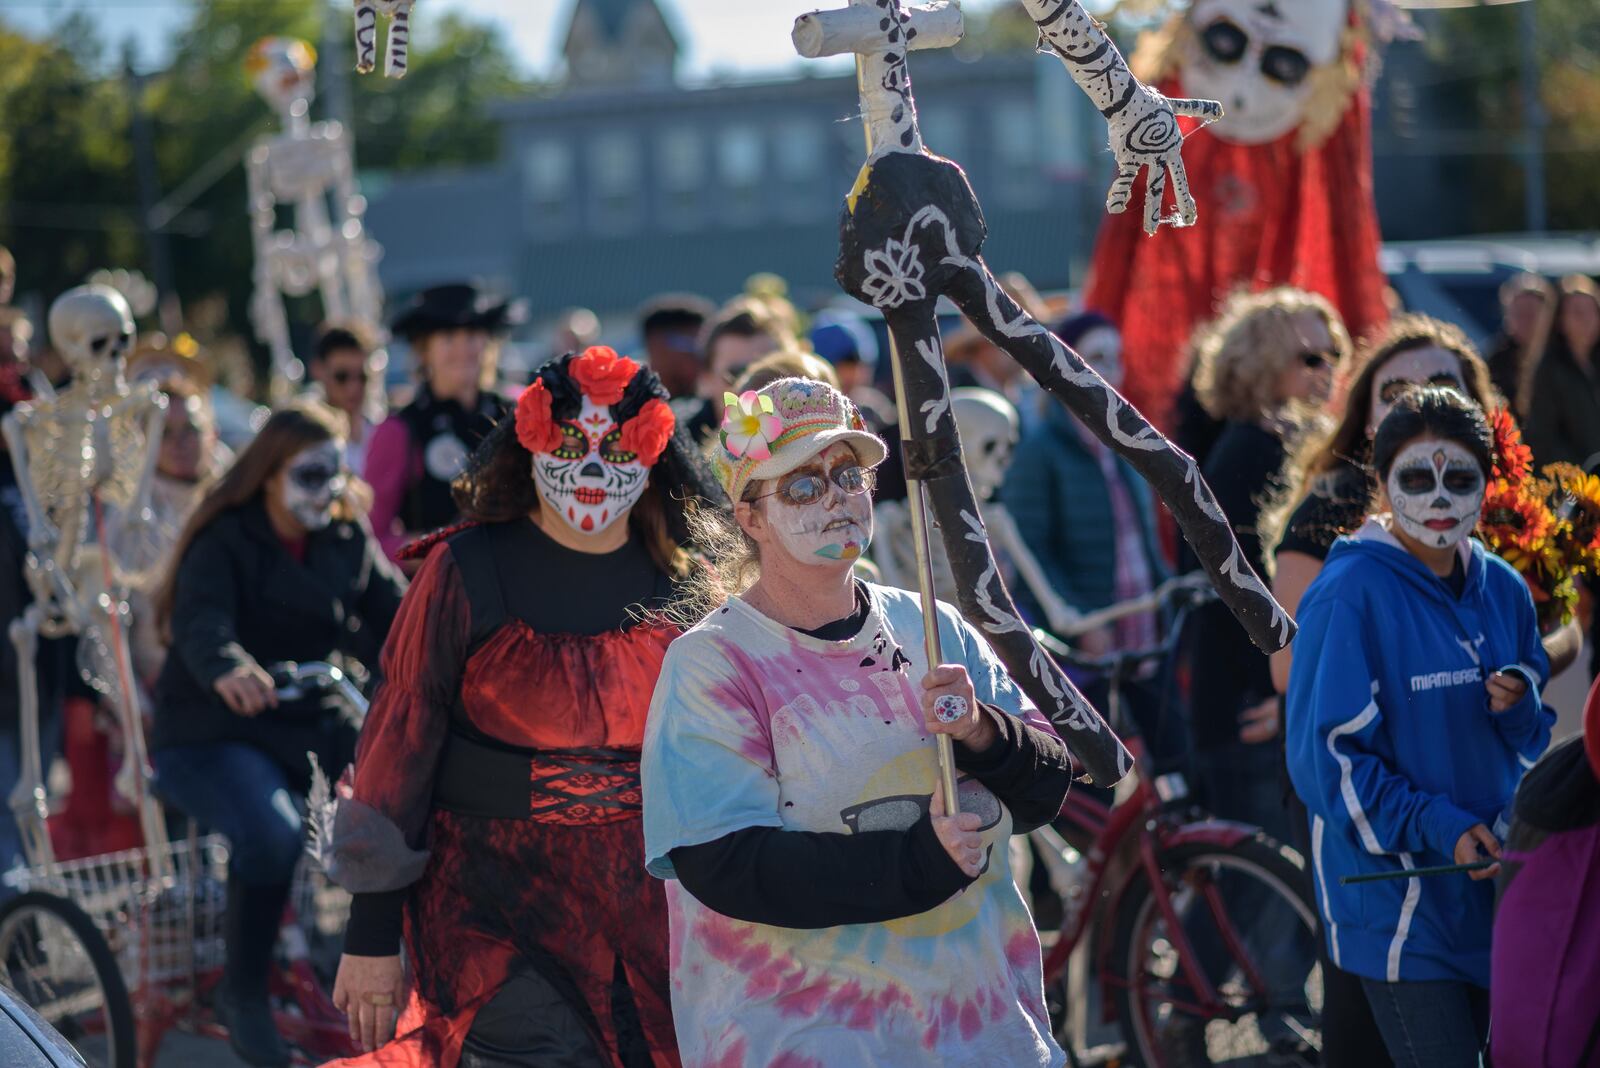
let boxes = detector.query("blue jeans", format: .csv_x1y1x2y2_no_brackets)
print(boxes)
1360,977,1488,1068
152,743,305,887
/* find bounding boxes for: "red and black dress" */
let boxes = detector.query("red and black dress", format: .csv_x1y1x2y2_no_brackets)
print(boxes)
320,517,681,1068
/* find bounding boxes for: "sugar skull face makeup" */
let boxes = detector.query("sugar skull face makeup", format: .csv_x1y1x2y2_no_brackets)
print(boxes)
281,441,345,531
756,445,876,565
1386,438,1485,550
1369,346,1468,434
531,396,649,535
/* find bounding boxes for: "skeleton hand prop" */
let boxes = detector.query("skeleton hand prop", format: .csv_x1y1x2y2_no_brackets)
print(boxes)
355,0,411,78
1019,0,1221,233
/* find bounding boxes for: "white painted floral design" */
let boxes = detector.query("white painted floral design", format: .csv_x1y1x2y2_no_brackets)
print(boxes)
860,237,927,309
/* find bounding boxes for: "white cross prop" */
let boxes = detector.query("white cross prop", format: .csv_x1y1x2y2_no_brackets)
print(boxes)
793,1,963,157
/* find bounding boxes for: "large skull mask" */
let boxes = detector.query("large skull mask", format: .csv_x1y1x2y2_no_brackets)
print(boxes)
47,285,135,383
532,396,649,535
1181,0,1348,145
952,388,1020,503
245,37,317,119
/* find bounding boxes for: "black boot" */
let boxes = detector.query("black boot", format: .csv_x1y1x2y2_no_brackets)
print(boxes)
218,874,293,1068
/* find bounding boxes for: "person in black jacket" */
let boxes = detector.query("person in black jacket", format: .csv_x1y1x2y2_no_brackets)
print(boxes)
1183,287,1350,843
150,401,405,1068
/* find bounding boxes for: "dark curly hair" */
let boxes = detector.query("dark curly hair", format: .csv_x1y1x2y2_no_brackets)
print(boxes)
1372,385,1493,482
450,352,726,576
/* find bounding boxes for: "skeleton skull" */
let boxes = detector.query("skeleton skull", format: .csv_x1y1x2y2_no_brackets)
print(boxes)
531,397,650,535
245,37,318,119
1180,0,1348,145
952,388,1020,503
47,285,135,381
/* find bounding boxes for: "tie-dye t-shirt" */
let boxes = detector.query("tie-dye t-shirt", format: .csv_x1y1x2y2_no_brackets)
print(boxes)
641,582,1066,1068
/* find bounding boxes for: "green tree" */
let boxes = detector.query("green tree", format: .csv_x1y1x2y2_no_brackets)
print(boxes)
0,16,140,308
1,0,533,372
1429,0,1600,233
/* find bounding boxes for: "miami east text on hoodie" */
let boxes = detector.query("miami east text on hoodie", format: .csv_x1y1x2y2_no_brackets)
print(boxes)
1286,519,1551,988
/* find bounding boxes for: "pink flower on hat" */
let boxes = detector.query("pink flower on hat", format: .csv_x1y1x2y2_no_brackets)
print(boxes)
720,390,783,461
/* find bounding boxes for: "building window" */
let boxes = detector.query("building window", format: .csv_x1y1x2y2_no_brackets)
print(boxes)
657,126,703,225
589,130,641,233
523,139,573,238
993,99,1042,206
718,124,764,223
773,117,826,221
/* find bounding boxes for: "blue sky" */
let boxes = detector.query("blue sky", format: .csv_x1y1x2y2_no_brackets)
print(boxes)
1,0,1032,78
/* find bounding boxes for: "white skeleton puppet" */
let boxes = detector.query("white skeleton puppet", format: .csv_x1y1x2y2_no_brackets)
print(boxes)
794,0,1292,786
354,0,413,78
2,286,169,865
244,37,383,401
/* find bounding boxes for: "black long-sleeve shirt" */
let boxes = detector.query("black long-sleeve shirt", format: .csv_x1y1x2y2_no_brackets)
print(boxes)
671,703,1073,929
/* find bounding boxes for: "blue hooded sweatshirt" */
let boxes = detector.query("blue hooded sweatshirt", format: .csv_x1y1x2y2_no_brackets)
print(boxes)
1286,519,1551,988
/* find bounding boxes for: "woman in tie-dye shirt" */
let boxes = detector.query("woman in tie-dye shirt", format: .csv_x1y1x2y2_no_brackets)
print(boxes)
641,377,1074,1067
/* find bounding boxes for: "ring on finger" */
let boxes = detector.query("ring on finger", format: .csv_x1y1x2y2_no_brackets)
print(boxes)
365,992,394,1007
933,694,969,724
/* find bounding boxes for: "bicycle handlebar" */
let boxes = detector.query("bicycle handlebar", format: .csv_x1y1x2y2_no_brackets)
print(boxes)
1034,578,1218,678
1049,572,1214,638
267,661,370,715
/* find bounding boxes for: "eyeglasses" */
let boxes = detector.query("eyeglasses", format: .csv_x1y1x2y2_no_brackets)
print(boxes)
1299,351,1338,371
750,465,876,506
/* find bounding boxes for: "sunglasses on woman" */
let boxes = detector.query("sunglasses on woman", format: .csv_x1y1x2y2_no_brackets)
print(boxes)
751,465,875,507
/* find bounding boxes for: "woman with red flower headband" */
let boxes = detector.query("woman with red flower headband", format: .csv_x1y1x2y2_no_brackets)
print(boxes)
315,347,723,1068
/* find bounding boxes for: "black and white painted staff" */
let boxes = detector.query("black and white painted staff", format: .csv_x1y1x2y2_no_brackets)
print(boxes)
793,0,1293,788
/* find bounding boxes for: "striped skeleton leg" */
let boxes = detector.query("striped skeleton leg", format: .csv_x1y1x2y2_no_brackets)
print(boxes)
382,0,412,79
354,0,378,73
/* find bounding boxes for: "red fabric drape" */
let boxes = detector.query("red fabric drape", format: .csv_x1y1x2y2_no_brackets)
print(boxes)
1083,79,1390,428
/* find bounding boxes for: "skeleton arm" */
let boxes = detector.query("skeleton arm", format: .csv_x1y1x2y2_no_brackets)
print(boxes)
1,409,56,553
1017,0,1221,232
983,503,1083,636
111,385,168,535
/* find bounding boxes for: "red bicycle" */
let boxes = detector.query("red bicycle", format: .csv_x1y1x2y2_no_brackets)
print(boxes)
0,661,362,1067
1029,578,1322,1067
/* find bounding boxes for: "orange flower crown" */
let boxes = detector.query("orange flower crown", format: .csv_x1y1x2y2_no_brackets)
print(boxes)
514,345,677,466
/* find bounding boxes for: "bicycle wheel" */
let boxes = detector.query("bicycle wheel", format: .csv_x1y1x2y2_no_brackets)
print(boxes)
0,891,137,1068
1110,836,1322,1068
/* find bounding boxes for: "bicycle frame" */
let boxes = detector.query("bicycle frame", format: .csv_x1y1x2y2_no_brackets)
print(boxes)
1036,590,1294,1039
1042,749,1281,1025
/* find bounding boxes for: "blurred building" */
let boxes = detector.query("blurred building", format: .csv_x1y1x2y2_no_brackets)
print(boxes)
365,0,1110,326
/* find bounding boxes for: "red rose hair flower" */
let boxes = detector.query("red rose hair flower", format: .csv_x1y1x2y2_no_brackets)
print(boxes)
514,379,563,455
571,345,640,406
618,397,676,466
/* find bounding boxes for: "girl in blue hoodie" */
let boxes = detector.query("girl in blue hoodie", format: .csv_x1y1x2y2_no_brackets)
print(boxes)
1287,387,1551,1068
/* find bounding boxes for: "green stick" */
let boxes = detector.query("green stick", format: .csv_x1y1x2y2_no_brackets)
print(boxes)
1339,860,1495,885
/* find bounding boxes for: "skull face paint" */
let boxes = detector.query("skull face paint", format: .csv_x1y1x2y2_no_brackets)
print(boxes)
1368,346,1468,435
1386,439,1485,550
531,397,649,535
281,441,346,531
767,455,876,565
